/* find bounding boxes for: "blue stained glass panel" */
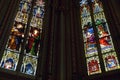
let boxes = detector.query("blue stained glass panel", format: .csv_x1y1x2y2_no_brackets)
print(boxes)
21,56,37,75
103,52,120,71
33,6,44,18
83,23,98,57
0,50,19,71
19,1,31,13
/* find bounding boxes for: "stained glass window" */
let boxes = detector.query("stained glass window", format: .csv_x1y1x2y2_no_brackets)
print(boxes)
20,0,44,75
80,0,101,75
0,0,32,71
92,0,120,71
80,0,120,75
0,0,45,76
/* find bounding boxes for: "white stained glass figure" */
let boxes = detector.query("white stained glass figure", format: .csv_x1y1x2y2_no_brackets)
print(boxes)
93,0,103,13
3,58,14,70
81,5,90,17
36,7,41,17
30,17,38,27
80,0,88,6
20,2,30,13
34,7,44,18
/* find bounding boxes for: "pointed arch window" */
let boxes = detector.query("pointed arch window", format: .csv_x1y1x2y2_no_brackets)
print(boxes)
0,0,45,76
20,0,44,75
80,0,120,75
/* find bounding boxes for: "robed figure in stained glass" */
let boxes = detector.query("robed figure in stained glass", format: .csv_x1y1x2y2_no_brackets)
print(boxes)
7,23,24,51
25,63,34,75
92,0,103,13
26,28,41,56
105,55,117,69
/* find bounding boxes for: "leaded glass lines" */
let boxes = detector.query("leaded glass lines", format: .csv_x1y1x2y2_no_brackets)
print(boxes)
0,0,45,76
80,1,101,75
92,0,120,71
0,0,32,71
80,0,120,76
20,0,45,75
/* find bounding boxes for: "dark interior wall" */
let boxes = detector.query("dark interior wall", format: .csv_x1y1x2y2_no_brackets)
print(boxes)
0,0,20,52
111,0,120,21
0,0,11,39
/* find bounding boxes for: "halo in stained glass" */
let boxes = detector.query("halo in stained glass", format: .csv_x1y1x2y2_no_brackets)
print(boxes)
25,27,41,57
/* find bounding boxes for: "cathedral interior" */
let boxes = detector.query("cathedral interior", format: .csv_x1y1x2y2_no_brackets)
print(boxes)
0,0,120,80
